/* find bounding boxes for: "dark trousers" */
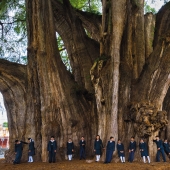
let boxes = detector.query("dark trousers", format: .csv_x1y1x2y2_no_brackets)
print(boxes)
105,150,113,163
128,151,135,162
80,148,85,159
156,149,166,162
49,151,56,163
14,151,22,164
165,150,170,158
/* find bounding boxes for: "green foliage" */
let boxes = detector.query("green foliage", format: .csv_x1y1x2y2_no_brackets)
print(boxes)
70,0,101,14
0,0,101,66
0,0,27,64
0,0,26,34
144,3,156,14
3,122,8,127
144,0,170,14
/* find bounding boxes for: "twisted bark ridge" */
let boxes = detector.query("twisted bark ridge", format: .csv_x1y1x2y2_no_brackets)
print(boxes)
1,0,170,162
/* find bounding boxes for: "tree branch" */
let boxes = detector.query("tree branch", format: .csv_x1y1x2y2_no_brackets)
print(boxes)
0,59,26,84
0,19,26,25
75,9,101,41
52,0,101,41
52,0,100,91
133,39,170,105
153,1,170,48
132,2,170,104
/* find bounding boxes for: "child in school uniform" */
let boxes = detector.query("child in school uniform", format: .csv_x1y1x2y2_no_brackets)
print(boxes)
67,138,74,161
153,136,166,162
104,136,115,164
94,135,104,162
79,136,86,160
128,136,136,163
139,138,150,163
117,139,125,163
28,138,35,163
163,139,170,159
47,136,57,163
13,140,28,164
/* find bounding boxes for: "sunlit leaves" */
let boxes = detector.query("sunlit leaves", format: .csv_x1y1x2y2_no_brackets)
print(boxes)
0,0,99,68
3,122,8,127
144,0,170,14
70,0,102,14
0,0,27,64
0,0,168,66
144,3,156,14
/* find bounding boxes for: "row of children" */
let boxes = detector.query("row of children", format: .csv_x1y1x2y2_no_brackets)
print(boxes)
13,135,170,164
47,136,86,163
13,136,86,164
103,135,170,164
102,135,170,164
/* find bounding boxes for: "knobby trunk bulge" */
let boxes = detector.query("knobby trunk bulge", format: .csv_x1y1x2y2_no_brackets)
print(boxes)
0,0,170,162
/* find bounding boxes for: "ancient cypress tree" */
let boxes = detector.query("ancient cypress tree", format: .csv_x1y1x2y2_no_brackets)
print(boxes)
0,0,170,162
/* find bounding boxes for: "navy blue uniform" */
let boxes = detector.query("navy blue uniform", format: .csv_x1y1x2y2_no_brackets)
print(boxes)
94,139,103,155
153,140,166,162
163,142,170,156
117,143,125,157
105,141,115,163
28,141,35,156
139,142,148,157
128,141,136,162
79,140,86,159
14,141,28,164
67,142,74,155
47,140,57,163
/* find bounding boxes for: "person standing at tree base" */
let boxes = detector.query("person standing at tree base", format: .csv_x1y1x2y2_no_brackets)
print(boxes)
153,136,166,162
128,137,136,163
28,138,35,163
117,139,125,163
67,138,74,161
163,139,170,159
79,136,86,160
104,136,115,164
13,140,28,164
47,136,57,163
139,139,150,163
94,135,104,162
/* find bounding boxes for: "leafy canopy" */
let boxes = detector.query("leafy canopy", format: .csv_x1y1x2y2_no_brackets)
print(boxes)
0,0,101,66
70,0,101,14
0,0,27,64
144,0,170,14
0,0,169,65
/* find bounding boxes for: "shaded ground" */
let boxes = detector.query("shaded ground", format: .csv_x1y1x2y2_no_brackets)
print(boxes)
1,159,170,170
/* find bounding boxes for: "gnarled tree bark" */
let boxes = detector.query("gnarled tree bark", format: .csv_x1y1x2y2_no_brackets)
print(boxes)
1,0,170,163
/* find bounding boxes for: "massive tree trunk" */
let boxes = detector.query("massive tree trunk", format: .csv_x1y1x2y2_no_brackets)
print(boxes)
1,0,170,163
0,60,27,161
25,0,98,162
